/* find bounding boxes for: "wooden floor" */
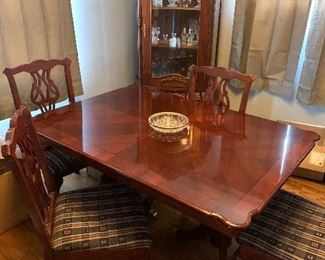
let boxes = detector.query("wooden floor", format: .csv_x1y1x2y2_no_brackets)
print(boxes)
282,176,325,206
0,172,323,260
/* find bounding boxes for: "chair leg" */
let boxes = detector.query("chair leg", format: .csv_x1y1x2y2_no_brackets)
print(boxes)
232,247,240,260
43,247,54,260
144,197,158,219
234,245,252,260
209,230,232,260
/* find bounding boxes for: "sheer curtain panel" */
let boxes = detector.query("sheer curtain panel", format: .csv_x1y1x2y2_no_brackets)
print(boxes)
229,0,311,96
0,0,82,120
297,0,325,105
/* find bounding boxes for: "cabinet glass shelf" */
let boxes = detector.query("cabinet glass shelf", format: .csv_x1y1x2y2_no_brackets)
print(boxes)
152,7,200,11
152,42,198,50
151,1,200,77
139,0,213,85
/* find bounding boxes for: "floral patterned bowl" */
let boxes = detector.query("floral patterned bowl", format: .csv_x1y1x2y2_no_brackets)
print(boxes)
148,112,189,134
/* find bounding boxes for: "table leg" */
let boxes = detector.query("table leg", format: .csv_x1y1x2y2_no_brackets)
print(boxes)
209,230,232,260
175,223,232,260
175,223,209,240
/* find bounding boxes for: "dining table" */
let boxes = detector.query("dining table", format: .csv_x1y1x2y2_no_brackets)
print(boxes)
34,84,319,259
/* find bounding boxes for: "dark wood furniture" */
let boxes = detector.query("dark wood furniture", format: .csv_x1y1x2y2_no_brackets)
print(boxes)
2,106,151,260
3,58,86,190
154,73,189,95
188,65,255,113
138,0,214,86
33,85,319,259
234,189,325,260
3,58,75,113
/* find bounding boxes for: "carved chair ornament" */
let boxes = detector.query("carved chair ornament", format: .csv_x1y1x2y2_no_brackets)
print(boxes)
3,58,75,114
187,65,254,114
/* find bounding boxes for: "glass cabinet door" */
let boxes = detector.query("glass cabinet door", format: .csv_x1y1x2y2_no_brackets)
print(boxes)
151,0,201,77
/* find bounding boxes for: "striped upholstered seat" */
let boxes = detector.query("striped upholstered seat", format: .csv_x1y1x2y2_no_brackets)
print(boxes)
52,182,152,253
237,189,325,260
44,146,86,189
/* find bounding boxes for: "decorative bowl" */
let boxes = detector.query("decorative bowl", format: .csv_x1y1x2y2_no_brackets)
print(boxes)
167,0,178,7
148,112,189,134
149,127,188,142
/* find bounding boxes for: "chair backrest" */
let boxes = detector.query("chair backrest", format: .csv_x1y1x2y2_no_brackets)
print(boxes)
3,58,75,114
187,65,254,113
1,106,57,252
155,74,189,94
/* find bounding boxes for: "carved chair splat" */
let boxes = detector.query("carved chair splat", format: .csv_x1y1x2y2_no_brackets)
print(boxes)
187,65,254,114
3,58,75,114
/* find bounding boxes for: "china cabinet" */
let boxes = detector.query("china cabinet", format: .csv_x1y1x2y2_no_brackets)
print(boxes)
138,0,214,86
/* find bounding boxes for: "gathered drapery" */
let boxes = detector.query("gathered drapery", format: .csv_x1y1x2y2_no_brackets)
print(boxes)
229,0,311,96
297,0,325,105
0,0,82,120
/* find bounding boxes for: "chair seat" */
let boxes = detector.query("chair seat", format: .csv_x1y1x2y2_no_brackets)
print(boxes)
237,189,325,260
52,182,152,253
44,146,86,188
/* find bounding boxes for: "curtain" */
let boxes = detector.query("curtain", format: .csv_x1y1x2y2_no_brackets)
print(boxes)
297,0,325,105
0,0,83,120
229,0,311,96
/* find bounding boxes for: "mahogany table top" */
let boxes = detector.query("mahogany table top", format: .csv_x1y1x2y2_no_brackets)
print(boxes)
34,85,319,236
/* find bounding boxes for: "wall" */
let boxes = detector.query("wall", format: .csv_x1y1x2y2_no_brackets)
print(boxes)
217,0,325,126
71,0,138,98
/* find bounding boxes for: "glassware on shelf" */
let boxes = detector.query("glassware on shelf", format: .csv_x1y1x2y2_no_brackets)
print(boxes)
151,52,197,77
193,26,199,45
167,0,178,7
152,27,160,45
194,30,199,45
196,0,201,8
153,0,163,7
181,28,187,45
152,28,156,45
176,38,181,48
169,33,177,48
189,19,199,45
156,27,161,39
149,0,204,78
187,28,194,46
162,34,169,41
180,0,191,8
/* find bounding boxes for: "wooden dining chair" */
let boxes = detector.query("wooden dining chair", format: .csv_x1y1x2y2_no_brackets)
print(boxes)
234,189,325,260
1,106,151,260
3,58,85,190
187,65,254,113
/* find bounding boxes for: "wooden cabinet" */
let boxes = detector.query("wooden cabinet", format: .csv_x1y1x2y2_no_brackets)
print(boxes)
138,0,214,85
